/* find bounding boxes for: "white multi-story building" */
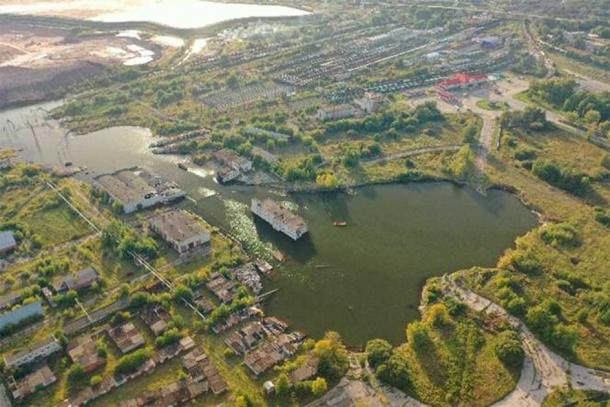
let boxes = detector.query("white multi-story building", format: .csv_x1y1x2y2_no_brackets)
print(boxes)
316,104,357,121
251,199,308,241
4,337,61,368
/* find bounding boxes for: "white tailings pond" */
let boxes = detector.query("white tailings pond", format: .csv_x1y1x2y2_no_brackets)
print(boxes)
0,0,310,29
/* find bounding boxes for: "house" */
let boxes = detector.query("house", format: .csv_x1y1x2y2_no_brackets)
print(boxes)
194,296,215,314
206,273,239,304
149,210,211,256
140,305,171,336
68,334,106,373
182,348,227,395
289,356,320,383
54,267,100,293
251,198,308,240
355,92,383,113
244,332,305,376
225,321,267,355
212,149,253,173
4,337,61,369
107,322,145,354
316,104,357,121
232,263,262,294
0,301,43,332
8,364,56,400
0,230,17,255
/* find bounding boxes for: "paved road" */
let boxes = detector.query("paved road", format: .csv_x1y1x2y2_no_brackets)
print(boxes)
442,275,610,406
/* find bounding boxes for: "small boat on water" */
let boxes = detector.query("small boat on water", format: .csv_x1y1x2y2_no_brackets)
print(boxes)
178,163,188,171
333,221,348,227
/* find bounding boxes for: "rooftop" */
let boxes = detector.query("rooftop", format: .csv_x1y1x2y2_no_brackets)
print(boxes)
149,210,210,244
0,230,17,252
252,198,306,230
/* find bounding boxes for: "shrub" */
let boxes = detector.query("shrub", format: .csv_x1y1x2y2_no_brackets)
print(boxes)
376,352,410,391
311,377,328,397
90,375,102,387
494,330,524,367
532,160,590,196
313,331,349,381
406,321,429,352
67,363,85,384
365,339,392,369
155,328,183,348
540,223,579,247
114,348,151,375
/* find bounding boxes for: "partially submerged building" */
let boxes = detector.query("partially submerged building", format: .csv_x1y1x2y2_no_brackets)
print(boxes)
251,198,308,240
149,210,211,256
232,263,262,294
212,149,253,173
95,168,186,214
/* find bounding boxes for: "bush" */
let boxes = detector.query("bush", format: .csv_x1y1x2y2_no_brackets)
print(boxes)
155,328,183,348
540,223,580,247
376,352,410,391
494,331,524,367
311,377,328,397
365,339,392,369
114,348,151,375
67,363,85,384
532,160,590,196
406,321,429,352
90,375,102,387
313,331,349,381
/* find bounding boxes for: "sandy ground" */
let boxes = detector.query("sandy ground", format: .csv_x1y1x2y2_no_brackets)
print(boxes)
0,22,162,69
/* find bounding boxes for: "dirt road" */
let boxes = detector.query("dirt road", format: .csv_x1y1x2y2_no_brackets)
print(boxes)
442,275,610,406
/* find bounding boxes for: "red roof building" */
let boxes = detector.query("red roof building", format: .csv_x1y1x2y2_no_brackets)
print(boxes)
438,73,488,91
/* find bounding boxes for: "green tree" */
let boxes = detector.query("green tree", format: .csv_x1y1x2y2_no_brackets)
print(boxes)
311,377,328,397
376,352,410,390
494,330,524,367
275,373,291,398
365,339,393,369
313,331,349,381
406,321,429,352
